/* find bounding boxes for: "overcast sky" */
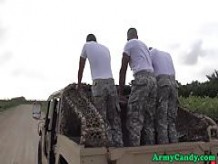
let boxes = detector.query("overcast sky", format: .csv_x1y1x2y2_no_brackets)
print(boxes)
0,0,217,100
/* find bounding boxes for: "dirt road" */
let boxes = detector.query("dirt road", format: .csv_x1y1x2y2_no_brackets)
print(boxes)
0,105,41,164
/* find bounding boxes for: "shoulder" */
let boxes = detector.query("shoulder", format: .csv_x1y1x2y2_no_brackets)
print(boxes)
99,43,108,49
166,51,172,58
150,48,159,56
124,39,137,49
166,52,173,63
128,39,139,45
84,41,98,47
98,43,110,52
160,51,173,63
83,42,101,52
81,43,90,58
82,43,89,50
163,51,172,59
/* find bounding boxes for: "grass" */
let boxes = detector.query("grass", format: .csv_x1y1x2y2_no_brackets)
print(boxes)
40,101,48,114
0,99,48,114
0,99,24,112
179,96,218,121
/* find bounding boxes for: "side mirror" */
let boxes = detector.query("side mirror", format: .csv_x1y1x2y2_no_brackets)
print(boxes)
32,103,42,120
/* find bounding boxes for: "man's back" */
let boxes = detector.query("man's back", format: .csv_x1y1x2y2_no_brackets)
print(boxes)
120,28,157,146
150,48,178,144
78,34,123,147
81,41,113,80
150,49,175,76
124,39,153,74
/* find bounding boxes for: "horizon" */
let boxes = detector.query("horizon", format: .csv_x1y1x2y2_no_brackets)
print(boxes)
0,73,215,100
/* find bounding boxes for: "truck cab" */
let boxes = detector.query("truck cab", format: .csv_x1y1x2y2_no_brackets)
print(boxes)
38,91,62,164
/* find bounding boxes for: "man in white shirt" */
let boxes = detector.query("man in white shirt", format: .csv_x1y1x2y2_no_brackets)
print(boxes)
150,47,178,144
119,28,157,146
78,34,123,147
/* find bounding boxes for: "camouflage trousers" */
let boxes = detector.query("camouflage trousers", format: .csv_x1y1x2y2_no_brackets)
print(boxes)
92,78,123,147
156,75,178,144
126,70,157,146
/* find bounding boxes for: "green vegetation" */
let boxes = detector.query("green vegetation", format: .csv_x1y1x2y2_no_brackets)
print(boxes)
40,101,48,114
179,70,218,98
0,97,47,113
0,97,26,112
178,70,218,121
179,96,218,120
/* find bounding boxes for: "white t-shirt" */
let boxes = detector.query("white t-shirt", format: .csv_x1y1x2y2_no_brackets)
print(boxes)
150,48,175,76
123,39,153,75
81,41,113,80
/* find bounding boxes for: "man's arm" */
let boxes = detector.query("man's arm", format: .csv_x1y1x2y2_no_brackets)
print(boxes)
77,57,86,90
119,52,130,96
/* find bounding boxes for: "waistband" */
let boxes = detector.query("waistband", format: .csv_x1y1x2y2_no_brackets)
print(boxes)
92,78,114,85
134,69,154,78
157,74,175,81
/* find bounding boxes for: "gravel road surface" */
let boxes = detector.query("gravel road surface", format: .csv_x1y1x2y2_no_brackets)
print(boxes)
0,105,41,164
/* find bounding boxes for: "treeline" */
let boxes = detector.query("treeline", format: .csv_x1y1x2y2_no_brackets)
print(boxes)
178,70,218,98
0,97,47,112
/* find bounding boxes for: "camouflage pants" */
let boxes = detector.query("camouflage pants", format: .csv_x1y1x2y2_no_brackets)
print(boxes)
156,75,178,144
92,78,123,147
126,70,157,146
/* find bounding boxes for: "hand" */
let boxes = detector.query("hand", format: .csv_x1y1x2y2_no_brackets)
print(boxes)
76,84,82,91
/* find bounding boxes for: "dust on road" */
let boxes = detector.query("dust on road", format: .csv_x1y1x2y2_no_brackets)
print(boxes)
0,105,41,164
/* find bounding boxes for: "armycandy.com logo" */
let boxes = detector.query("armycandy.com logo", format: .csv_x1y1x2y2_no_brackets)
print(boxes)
152,152,216,163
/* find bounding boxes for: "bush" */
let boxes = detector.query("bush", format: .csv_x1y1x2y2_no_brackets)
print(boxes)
179,96,218,121
0,99,24,112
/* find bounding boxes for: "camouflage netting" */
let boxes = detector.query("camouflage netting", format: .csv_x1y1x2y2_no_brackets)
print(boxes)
59,84,107,147
59,84,217,147
120,85,218,143
177,107,218,142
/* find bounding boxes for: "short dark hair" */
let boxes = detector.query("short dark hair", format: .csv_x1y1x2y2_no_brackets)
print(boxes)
86,34,97,42
127,28,138,40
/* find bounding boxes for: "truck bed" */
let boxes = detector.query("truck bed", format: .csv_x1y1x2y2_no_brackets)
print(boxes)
55,135,218,164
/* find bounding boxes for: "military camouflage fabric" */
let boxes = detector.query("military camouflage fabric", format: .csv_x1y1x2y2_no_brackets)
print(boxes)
126,70,157,146
92,78,123,147
156,75,178,144
59,84,107,147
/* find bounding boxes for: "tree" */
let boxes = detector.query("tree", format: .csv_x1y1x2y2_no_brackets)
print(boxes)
179,70,218,98
206,70,218,82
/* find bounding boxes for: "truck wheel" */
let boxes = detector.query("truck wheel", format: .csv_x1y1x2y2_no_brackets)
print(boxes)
38,139,42,164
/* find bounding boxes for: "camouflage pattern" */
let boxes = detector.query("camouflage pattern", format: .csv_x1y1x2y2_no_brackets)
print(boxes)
177,107,218,142
59,84,107,147
92,78,123,147
126,70,157,146
169,76,179,143
156,75,178,144
51,82,218,149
